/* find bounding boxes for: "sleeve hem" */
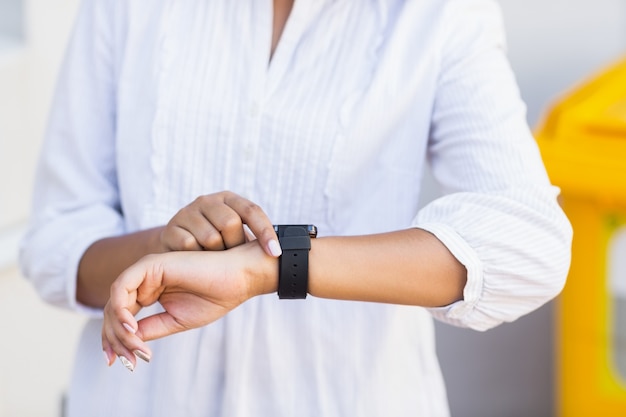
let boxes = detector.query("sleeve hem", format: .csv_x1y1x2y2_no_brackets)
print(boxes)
413,222,483,322
62,228,120,318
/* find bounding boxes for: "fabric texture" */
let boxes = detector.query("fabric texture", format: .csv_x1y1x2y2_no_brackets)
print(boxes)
19,0,572,416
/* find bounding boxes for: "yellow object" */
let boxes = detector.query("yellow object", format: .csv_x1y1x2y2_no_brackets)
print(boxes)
536,58,626,417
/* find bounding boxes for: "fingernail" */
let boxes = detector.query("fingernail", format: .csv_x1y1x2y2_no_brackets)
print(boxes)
134,350,151,363
103,350,111,366
123,323,136,334
268,239,282,257
119,356,134,372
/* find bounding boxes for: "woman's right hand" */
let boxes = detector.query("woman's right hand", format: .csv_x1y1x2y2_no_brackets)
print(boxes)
159,191,282,257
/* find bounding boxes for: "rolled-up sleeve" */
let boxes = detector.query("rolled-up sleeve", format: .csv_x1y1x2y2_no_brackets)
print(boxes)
415,0,573,331
19,0,121,316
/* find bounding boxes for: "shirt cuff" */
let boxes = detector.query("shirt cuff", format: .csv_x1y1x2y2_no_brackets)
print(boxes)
413,222,484,327
63,228,116,318
21,205,125,319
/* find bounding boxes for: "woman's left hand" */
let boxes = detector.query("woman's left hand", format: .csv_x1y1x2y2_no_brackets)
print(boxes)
101,241,277,371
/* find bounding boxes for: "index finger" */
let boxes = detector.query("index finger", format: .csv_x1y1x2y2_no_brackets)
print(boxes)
222,193,281,257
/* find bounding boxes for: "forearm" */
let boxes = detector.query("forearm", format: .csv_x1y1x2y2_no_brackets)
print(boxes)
103,228,466,358
255,228,466,307
77,227,166,308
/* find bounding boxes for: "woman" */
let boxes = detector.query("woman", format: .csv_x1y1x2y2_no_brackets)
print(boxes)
20,0,572,416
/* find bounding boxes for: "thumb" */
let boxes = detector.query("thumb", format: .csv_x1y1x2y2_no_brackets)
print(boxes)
136,312,186,342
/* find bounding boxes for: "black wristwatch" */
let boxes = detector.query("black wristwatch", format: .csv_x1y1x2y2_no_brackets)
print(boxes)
274,225,317,299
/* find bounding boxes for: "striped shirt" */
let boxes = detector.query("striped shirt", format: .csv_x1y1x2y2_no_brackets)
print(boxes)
20,0,572,416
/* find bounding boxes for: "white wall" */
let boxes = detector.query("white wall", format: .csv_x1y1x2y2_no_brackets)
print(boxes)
0,0,24,40
504,0,626,127
1,0,81,230
1,1,625,416
0,267,85,417
0,1,83,416
1,0,81,265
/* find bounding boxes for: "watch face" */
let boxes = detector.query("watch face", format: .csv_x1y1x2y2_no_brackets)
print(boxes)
274,224,317,238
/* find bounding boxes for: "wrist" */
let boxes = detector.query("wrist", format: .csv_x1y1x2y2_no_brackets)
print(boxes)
240,241,279,298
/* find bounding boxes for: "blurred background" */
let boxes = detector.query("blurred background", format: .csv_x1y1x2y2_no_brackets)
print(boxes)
1,0,625,416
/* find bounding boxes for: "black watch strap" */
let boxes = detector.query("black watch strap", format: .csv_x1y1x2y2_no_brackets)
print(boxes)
275,225,316,299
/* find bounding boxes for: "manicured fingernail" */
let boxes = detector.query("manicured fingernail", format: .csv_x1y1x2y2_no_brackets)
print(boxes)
119,356,134,372
134,350,151,363
268,239,282,257
103,350,112,366
123,323,136,334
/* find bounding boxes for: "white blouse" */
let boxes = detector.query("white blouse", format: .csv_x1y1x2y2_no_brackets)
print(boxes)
20,0,572,416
